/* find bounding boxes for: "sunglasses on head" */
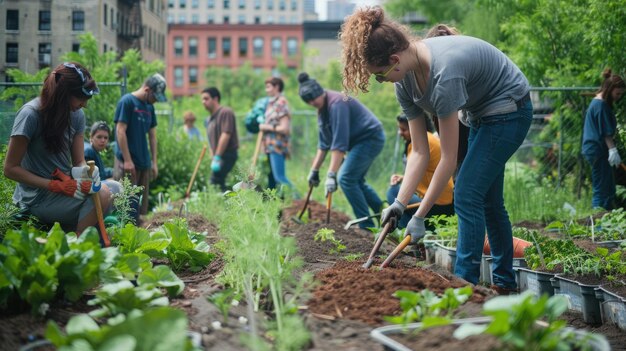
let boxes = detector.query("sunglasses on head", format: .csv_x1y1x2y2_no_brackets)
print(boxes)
63,62,100,97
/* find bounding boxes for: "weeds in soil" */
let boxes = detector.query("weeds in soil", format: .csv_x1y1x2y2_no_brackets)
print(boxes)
314,228,346,254
207,288,239,323
112,177,143,227
343,253,364,261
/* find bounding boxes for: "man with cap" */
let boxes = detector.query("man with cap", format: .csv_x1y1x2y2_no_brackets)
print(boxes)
298,72,385,229
114,73,167,219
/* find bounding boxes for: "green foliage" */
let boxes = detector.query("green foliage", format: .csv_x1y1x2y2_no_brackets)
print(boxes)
384,286,473,329
111,177,144,227
45,307,197,351
425,214,458,247
314,228,346,254
0,146,19,237
343,253,364,261
87,280,170,319
596,208,626,241
0,224,103,315
207,288,239,322
454,291,606,351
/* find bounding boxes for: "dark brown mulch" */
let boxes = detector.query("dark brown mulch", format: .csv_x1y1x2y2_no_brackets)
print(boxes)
142,210,217,235
307,260,489,325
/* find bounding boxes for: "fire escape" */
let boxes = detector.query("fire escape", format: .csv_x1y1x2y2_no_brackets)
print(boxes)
117,0,143,53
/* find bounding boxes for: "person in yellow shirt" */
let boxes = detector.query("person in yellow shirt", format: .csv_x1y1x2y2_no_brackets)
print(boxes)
386,114,454,230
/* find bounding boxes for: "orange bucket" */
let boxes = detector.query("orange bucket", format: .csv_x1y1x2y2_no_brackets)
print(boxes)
483,236,531,258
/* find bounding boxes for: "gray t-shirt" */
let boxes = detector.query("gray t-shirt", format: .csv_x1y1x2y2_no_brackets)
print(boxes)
11,98,86,206
395,36,530,123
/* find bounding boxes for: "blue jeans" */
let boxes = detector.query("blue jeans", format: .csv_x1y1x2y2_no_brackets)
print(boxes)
268,152,298,198
338,128,385,228
454,100,532,288
584,153,615,210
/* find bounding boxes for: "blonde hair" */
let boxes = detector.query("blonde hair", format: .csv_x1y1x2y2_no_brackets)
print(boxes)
340,6,413,94
183,110,196,122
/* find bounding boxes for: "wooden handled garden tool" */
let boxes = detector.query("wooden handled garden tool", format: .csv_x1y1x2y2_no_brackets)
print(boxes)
344,202,421,230
326,192,333,224
185,144,207,198
362,222,393,268
380,235,411,268
87,161,111,247
291,185,314,224
249,131,263,180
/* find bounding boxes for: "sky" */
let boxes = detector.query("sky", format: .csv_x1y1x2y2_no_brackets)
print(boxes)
315,0,381,21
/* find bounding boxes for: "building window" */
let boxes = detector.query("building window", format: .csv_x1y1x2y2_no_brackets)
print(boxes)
111,9,115,29
174,37,183,57
167,14,174,23
238,15,245,24
103,4,108,26
72,43,80,52
72,11,85,31
178,14,186,23
207,14,215,23
191,0,199,8
168,0,174,8
179,0,186,8
223,16,229,23
279,0,286,10
207,37,217,58
189,37,198,57
189,66,198,87
37,43,51,67
287,37,297,57
271,37,282,58
208,0,214,8
267,0,273,10
174,66,184,87
39,11,51,31
254,16,261,24
279,15,286,24
103,43,108,52
253,37,263,57
238,0,245,9
191,14,199,24
239,37,248,57
223,37,231,57
224,0,230,9
6,10,19,30
291,0,297,10
6,43,18,63
254,0,261,9
267,15,273,24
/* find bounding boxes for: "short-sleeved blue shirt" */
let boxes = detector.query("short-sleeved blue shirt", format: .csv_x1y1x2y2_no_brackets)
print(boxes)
582,98,616,157
317,90,382,152
113,94,157,169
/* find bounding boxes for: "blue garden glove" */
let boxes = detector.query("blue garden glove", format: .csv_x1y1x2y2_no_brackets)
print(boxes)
308,169,320,187
381,199,406,230
405,216,426,244
325,171,337,196
211,155,222,173
71,165,101,192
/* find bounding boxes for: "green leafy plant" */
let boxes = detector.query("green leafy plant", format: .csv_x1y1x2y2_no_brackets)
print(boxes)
454,291,607,351
314,228,346,254
385,286,473,329
343,253,364,261
424,214,458,248
158,220,214,272
111,177,144,227
207,288,239,323
596,208,626,241
88,280,169,319
0,224,103,314
45,307,198,351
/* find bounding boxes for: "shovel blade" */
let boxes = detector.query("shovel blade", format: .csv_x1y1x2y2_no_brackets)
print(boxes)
362,258,374,269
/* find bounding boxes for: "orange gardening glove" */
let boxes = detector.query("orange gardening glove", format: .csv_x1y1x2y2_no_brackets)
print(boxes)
47,168,94,200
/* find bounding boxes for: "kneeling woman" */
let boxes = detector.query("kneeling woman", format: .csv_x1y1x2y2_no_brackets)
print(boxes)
3,62,111,234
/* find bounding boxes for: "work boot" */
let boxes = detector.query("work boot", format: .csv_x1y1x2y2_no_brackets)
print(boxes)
490,285,519,295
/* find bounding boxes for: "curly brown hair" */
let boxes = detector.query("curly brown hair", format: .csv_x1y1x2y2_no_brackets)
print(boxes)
340,6,413,94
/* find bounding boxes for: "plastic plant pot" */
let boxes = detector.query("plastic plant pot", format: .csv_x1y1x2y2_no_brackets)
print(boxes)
551,275,602,324
594,286,626,330
516,267,557,297
483,236,531,258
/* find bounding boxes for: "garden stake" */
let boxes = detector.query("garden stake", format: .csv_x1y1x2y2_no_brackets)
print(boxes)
185,144,207,198
291,185,314,224
344,202,421,230
326,192,332,224
87,161,111,247
380,235,411,268
362,222,392,269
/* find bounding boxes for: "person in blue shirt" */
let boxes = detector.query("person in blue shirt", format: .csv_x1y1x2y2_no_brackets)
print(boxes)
181,111,203,141
114,73,166,217
582,69,626,210
298,72,385,229
85,121,121,195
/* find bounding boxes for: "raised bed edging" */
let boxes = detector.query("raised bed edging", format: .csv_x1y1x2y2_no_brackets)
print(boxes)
551,275,602,325
595,286,626,331
515,267,556,297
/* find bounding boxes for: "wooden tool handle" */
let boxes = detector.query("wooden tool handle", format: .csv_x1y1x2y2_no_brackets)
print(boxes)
87,161,111,247
380,235,411,268
185,145,207,198
363,222,392,268
325,192,332,224
298,185,314,219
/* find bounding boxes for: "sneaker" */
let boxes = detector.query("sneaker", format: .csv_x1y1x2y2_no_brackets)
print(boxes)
490,285,518,295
